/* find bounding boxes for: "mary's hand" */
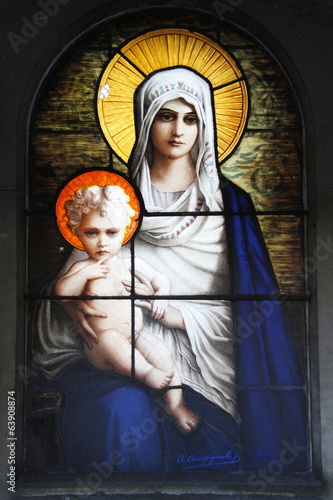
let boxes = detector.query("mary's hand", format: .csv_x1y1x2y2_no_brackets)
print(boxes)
122,269,184,328
59,300,107,350
122,268,155,296
122,269,156,315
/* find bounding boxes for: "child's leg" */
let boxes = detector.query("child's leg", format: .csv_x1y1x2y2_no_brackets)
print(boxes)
84,328,132,374
136,331,200,433
84,328,172,389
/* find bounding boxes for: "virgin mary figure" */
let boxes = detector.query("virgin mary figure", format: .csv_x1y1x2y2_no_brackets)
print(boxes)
32,47,307,472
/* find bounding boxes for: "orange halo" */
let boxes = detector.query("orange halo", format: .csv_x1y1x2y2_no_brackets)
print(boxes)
55,170,141,250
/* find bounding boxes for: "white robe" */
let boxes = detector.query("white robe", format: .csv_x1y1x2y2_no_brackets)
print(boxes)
129,183,236,417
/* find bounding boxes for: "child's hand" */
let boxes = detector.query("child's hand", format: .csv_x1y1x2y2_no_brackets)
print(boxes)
150,299,168,320
84,259,109,281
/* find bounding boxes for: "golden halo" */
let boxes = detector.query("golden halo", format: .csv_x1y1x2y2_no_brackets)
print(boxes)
55,170,141,250
97,28,248,164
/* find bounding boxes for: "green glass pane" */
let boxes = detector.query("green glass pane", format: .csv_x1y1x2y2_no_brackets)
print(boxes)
222,131,303,211
31,50,109,132
233,46,300,130
29,133,110,211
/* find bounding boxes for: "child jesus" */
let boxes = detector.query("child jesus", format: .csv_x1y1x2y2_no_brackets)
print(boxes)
54,184,199,433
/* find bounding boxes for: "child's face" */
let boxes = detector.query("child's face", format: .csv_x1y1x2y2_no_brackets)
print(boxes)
76,208,127,260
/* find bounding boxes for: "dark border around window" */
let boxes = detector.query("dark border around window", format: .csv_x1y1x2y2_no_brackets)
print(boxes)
15,2,322,498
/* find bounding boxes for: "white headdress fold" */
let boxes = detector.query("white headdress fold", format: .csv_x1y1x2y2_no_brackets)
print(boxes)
130,68,223,246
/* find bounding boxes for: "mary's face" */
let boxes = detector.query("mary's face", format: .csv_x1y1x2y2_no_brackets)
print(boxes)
149,98,198,161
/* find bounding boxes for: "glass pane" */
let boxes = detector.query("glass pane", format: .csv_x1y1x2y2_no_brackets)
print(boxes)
27,215,70,291
284,300,308,377
257,215,305,295
31,49,109,132
238,388,308,472
234,46,300,130
222,131,303,211
29,133,110,212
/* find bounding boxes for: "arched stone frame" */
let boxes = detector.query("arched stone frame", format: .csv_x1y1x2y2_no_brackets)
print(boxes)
1,1,319,498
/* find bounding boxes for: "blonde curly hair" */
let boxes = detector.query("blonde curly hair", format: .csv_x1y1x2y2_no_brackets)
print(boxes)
66,185,136,235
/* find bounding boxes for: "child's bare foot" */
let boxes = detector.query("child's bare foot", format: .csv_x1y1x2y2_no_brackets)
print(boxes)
167,404,200,434
142,367,173,389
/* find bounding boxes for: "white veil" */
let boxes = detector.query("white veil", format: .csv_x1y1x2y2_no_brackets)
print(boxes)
129,68,236,416
130,68,224,246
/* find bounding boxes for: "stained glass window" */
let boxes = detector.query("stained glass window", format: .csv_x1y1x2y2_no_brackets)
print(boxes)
25,8,309,485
